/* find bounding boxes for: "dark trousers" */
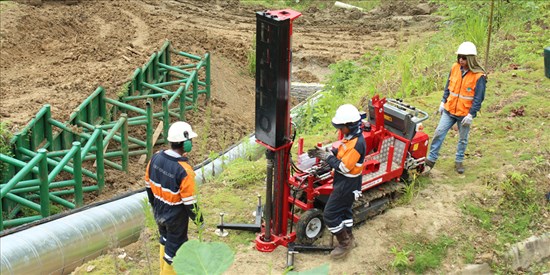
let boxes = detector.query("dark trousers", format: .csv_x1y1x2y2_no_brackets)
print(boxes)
158,216,189,263
323,174,361,234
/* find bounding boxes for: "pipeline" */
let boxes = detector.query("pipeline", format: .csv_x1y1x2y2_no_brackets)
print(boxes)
0,84,324,275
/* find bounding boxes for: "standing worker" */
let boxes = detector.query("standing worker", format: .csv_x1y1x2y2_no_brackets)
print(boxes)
425,41,487,174
145,121,204,275
308,104,366,259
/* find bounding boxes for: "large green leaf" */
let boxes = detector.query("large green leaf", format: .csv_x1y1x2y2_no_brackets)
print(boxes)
172,240,234,275
288,263,329,275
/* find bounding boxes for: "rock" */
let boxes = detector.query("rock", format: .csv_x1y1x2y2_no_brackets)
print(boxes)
413,3,432,15
86,265,95,272
506,232,550,271
456,263,492,275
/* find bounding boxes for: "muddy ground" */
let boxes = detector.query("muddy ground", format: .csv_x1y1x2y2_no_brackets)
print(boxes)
0,0,457,273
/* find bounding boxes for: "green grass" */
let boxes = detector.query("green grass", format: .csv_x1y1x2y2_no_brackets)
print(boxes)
391,235,456,273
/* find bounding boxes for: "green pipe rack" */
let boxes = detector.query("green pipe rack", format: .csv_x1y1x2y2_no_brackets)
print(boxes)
0,41,211,230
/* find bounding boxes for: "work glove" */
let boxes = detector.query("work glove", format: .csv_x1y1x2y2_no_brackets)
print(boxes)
353,190,362,201
461,114,473,126
307,146,331,161
437,102,445,115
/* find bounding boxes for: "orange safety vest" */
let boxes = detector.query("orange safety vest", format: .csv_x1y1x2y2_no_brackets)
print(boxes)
444,63,484,117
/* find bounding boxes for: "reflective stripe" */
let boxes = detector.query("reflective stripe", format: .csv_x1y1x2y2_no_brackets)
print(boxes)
343,219,353,227
328,222,344,233
153,193,184,206
338,162,350,173
336,170,362,178
181,196,197,205
449,91,474,100
150,180,180,195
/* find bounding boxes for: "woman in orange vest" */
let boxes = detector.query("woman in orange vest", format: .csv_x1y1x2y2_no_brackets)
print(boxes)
425,42,487,174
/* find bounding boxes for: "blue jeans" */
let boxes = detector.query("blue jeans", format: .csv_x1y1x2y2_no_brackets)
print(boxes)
428,111,471,163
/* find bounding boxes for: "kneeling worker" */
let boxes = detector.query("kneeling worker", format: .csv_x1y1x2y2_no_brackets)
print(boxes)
309,104,366,259
145,121,204,274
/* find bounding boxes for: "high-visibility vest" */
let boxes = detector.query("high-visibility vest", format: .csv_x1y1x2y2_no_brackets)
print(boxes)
444,63,484,117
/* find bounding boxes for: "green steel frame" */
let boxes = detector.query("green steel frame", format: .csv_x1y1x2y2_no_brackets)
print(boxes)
0,41,210,230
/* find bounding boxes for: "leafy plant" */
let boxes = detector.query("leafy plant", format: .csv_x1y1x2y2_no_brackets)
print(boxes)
172,239,234,275
390,246,411,271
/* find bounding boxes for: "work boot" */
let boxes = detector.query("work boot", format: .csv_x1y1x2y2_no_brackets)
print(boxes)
330,230,352,259
423,159,435,173
455,162,465,174
346,227,358,247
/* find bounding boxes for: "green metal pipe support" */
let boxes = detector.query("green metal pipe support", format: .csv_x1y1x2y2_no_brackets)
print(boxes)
44,105,54,151
120,114,129,171
102,116,127,149
8,180,76,194
104,98,147,115
0,179,40,189
78,121,146,147
81,128,102,159
1,152,44,198
95,127,105,190
2,215,42,228
38,149,50,217
0,154,40,173
121,92,171,101
49,193,75,209
173,50,202,61
146,100,153,162
141,82,175,95
162,96,169,145
69,87,105,123
72,142,83,207
10,105,51,144
4,193,41,212
46,144,80,184
158,63,192,76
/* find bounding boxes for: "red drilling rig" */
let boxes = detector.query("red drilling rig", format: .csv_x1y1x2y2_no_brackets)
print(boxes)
217,9,430,257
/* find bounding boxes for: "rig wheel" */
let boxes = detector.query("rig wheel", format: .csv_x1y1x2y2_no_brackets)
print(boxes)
296,208,324,245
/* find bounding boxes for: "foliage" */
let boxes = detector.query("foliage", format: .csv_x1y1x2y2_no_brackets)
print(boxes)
463,169,550,252
247,36,256,77
172,239,234,275
216,157,265,189
390,246,411,271
398,235,456,274
0,121,13,183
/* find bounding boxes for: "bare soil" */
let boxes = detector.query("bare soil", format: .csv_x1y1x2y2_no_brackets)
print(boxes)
0,0,458,273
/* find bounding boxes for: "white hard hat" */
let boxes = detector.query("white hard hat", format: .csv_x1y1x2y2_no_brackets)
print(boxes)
332,104,361,127
456,41,477,56
167,121,197,142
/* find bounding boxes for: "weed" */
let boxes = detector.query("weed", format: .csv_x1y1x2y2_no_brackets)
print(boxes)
247,36,256,77
402,235,456,273
390,246,411,271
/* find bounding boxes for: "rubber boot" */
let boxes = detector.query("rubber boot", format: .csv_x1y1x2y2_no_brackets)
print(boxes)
330,230,352,259
161,262,177,275
346,227,358,248
159,244,165,274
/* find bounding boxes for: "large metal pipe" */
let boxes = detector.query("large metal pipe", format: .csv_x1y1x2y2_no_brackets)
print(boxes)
0,192,146,274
